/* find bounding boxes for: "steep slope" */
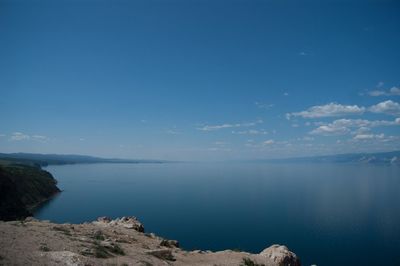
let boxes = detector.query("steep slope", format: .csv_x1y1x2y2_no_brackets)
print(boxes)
0,163,60,221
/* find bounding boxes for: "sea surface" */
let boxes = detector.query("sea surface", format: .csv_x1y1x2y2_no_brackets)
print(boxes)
35,162,400,266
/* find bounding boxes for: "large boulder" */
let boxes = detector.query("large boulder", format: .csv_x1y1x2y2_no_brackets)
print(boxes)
146,249,175,261
95,216,145,232
160,239,179,248
260,245,301,266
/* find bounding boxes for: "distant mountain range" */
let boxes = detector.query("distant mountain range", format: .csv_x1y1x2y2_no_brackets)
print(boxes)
0,153,167,167
1,151,400,166
256,150,400,164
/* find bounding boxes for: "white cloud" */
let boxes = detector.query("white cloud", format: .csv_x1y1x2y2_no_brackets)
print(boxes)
387,86,399,94
310,125,350,136
368,90,385,96
283,92,289,96
299,52,307,56
263,139,274,145
207,147,231,152
353,133,385,140
9,132,50,142
350,133,400,143
232,129,268,135
287,103,365,119
32,135,49,142
10,132,30,141
368,86,400,97
310,118,400,136
377,81,384,88
198,120,263,131
354,126,371,134
369,100,400,116
255,102,274,109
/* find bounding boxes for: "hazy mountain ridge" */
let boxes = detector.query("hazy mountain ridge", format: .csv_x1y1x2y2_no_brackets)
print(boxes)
251,151,400,164
2,151,400,165
0,153,167,167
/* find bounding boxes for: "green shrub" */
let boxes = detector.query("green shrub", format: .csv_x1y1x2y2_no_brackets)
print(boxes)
108,243,125,255
39,245,50,252
94,243,110,258
241,257,265,266
92,241,125,258
92,230,105,241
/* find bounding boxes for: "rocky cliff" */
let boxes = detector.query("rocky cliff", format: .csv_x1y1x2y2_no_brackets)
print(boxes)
0,163,60,221
0,216,301,266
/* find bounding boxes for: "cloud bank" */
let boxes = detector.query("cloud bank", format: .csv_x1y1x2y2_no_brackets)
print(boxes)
287,103,366,119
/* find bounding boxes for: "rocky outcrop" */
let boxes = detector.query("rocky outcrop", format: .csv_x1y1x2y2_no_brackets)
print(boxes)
260,245,301,266
160,239,180,248
94,216,145,232
0,164,60,221
0,217,301,266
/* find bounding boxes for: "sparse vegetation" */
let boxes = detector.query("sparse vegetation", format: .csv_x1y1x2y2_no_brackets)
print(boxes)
92,230,105,241
94,243,111,258
52,226,72,236
137,261,153,266
241,257,265,266
116,238,131,243
39,245,50,252
108,243,125,255
92,241,125,258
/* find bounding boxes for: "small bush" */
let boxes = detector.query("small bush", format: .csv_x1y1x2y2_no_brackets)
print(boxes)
92,230,105,241
39,245,50,252
137,261,153,266
241,257,265,266
94,243,110,258
92,241,125,258
108,243,125,255
52,226,71,236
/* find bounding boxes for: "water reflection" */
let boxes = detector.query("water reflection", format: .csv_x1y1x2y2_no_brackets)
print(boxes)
35,163,400,266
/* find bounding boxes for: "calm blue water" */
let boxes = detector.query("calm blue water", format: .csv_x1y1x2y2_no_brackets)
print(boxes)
35,163,400,266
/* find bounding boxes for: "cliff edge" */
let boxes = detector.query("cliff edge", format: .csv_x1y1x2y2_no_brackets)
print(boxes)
0,216,301,266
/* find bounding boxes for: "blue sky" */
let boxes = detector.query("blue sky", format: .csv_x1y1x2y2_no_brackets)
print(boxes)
1,0,400,160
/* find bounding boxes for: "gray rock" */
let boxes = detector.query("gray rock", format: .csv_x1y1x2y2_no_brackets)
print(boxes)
24,217,38,222
160,239,179,248
120,216,144,232
146,249,175,261
260,244,301,266
95,216,144,232
97,217,112,223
